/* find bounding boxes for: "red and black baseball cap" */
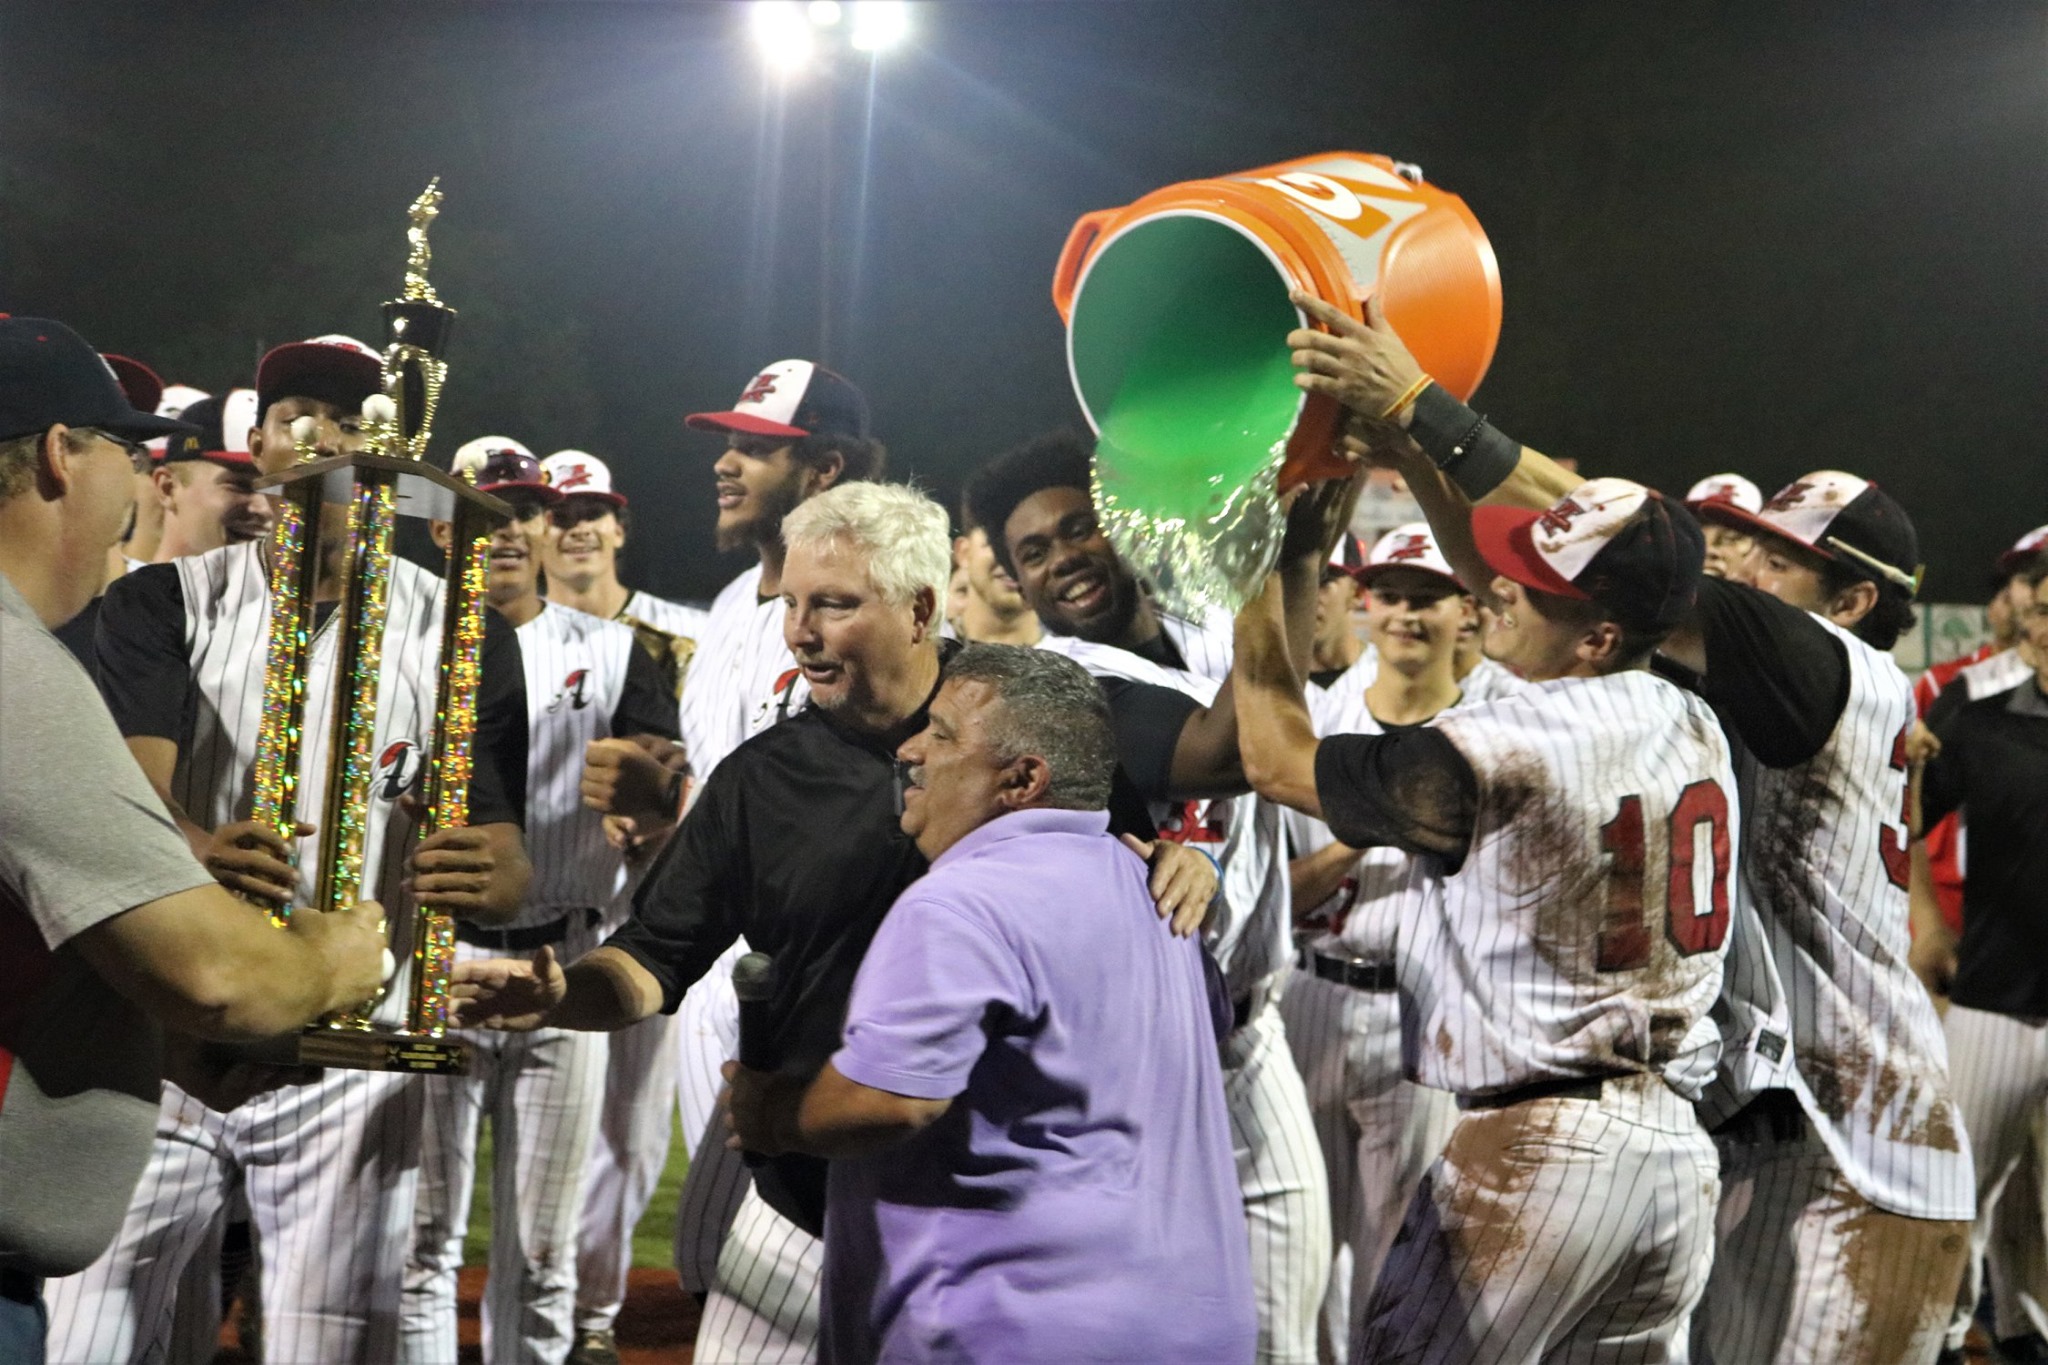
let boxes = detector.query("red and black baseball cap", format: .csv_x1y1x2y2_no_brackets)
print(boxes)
1699,470,1921,596
161,391,258,469
686,359,870,441
1474,477,1705,633
101,354,164,416
451,436,560,503
254,334,382,418
0,316,195,444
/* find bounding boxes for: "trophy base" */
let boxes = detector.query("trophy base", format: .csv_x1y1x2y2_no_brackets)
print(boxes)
238,1028,470,1075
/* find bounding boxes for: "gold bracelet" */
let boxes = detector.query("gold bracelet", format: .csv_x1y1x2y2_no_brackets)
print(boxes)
1379,374,1434,420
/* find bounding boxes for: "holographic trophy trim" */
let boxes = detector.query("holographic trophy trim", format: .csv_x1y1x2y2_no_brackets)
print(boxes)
1091,435,1289,617
409,525,489,1038
247,487,319,926
319,477,398,1033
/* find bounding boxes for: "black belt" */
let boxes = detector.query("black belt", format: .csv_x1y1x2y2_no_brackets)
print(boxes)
1709,1089,1808,1143
1458,1074,1618,1111
1,1267,39,1307
455,913,578,953
1299,947,1397,992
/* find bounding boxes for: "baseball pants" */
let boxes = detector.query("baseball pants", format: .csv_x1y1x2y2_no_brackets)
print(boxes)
401,940,607,1365
694,1184,821,1364
1359,1072,1719,1365
1697,1098,1967,1365
44,1067,423,1364
1982,1107,2048,1342
572,1009,679,1336
672,941,749,1297
1227,993,1334,1365
1279,971,1455,1364
1942,1004,2048,1351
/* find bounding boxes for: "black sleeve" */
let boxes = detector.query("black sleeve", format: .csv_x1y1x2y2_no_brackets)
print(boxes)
1096,676,1201,802
611,638,681,741
1688,577,1851,770
94,565,191,740
604,768,746,1011
1105,767,1159,842
1313,728,1479,871
465,611,528,828
1919,687,1974,830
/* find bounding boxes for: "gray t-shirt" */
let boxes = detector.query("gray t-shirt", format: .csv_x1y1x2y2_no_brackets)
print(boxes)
0,570,213,1276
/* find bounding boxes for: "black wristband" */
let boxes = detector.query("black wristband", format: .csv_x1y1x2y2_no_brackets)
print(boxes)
1406,383,1520,501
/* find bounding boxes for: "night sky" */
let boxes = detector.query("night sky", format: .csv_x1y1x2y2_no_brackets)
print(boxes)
5,1,2042,601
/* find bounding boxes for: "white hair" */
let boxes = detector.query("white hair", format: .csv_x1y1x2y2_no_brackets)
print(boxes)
781,481,952,610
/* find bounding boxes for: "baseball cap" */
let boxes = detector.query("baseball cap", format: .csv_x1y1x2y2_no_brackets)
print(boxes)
1700,470,1921,596
0,316,195,444
1997,525,2048,578
161,391,259,468
255,334,382,418
452,436,560,502
1357,522,1461,590
101,354,164,416
1685,473,1762,515
686,359,870,441
1473,477,1705,633
539,450,625,507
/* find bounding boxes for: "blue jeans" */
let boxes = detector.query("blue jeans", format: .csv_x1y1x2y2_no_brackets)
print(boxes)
0,1270,46,1365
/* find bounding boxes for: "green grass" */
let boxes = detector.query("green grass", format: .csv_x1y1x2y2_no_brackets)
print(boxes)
464,1112,692,1268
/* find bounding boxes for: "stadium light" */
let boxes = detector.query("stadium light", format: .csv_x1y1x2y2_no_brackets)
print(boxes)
751,1,816,73
848,2,910,52
807,1,843,25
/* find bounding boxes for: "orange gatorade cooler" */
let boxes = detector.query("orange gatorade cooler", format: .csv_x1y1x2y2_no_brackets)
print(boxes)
1052,152,1501,612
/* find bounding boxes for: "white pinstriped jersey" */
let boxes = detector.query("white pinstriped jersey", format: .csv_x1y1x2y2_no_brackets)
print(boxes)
172,541,442,1030
1159,608,1236,682
1318,645,1525,709
1398,672,1737,1099
1036,632,1291,998
1287,656,1500,961
676,564,805,783
620,589,708,648
513,603,635,928
1710,616,1974,1219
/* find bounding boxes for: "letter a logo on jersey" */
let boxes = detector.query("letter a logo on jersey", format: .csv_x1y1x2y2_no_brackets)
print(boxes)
375,740,424,801
550,668,591,713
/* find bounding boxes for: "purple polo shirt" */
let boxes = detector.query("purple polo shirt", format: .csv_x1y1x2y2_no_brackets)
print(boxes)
820,807,1254,1365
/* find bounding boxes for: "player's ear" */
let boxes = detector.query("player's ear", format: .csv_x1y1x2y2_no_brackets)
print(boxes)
428,519,453,552
1829,578,1879,629
803,446,846,496
1578,619,1623,672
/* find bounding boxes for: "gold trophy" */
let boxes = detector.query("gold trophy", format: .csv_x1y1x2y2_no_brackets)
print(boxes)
247,180,506,1074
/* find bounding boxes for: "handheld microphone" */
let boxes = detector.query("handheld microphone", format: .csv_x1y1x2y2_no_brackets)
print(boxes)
733,951,779,1075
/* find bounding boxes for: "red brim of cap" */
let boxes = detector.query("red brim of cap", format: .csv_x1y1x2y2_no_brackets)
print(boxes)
256,344,382,411
1472,505,1591,600
685,410,808,440
478,480,563,503
1694,500,1833,561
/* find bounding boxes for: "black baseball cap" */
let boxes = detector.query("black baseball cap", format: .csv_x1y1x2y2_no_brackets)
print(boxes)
1474,477,1705,633
162,393,258,468
686,359,870,441
1700,470,1922,596
0,316,195,444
